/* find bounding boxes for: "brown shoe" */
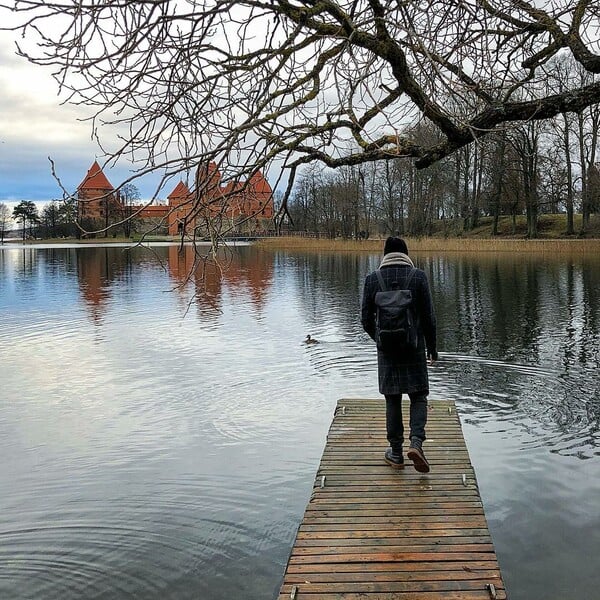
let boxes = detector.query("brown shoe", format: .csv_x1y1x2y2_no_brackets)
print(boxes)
384,447,405,469
407,441,430,473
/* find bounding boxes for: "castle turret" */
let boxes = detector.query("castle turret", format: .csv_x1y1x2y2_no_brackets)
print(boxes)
77,161,116,221
167,180,193,236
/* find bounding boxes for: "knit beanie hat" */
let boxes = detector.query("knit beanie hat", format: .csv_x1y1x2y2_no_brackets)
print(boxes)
383,236,408,255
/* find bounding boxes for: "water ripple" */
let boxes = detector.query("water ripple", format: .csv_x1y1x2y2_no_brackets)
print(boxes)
2,246,600,600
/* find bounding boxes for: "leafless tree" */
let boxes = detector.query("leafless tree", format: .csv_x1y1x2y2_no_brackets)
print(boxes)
545,56,579,235
486,132,509,236
2,0,600,229
575,102,600,234
0,202,11,244
588,163,600,215
376,159,406,235
539,149,569,215
119,183,141,238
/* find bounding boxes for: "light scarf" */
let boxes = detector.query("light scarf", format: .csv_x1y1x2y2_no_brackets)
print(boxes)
379,252,415,269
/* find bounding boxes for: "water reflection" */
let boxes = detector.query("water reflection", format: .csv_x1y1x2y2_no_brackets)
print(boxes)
0,245,599,600
278,251,599,453
2,245,599,456
46,245,277,322
166,245,274,316
77,247,131,323
420,253,600,458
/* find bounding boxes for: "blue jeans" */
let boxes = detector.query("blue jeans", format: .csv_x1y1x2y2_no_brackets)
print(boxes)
385,392,428,452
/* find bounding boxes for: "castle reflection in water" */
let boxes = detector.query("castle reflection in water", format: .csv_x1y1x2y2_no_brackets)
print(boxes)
76,245,274,322
0,244,274,323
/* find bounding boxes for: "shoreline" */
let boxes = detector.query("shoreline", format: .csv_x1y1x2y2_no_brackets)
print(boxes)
256,236,600,254
0,238,252,250
2,235,599,254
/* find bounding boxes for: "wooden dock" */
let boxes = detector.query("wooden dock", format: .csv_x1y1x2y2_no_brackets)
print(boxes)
279,398,506,600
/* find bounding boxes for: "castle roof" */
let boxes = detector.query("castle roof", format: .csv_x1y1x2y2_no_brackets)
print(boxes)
222,180,244,194
168,180,192,199
78,160,114,191
249,171,272,195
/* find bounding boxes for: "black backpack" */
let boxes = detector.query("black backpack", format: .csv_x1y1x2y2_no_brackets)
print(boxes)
374,268,418,352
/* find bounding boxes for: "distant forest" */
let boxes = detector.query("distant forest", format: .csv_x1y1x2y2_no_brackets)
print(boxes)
288,60,600,240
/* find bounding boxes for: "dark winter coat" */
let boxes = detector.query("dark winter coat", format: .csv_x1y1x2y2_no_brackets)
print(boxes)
361,262,437,395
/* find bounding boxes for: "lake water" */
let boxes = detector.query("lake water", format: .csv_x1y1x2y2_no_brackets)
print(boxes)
0,243,599,599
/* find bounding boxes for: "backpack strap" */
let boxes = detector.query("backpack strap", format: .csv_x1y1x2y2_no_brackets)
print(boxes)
405,267,417,289
376,267,417,292
375,269,387,292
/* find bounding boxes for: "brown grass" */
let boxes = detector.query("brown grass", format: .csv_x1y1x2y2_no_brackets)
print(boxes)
257,235,600,255
257,213,600,255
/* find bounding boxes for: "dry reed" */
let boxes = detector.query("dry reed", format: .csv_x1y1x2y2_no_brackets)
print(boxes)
256,236,600,255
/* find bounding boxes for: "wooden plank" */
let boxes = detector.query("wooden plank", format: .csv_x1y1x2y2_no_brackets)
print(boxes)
283,569,502,582
278,399,506,599
279,580,504,592
299,519,489,528
279,594,507,600
285,561,499,574
296,528,492,538
287,552,498,565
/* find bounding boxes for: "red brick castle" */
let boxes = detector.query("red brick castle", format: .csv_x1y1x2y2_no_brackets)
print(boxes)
77,160,274,236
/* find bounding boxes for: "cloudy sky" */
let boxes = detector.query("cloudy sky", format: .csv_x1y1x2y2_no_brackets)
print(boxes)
0,34,162,213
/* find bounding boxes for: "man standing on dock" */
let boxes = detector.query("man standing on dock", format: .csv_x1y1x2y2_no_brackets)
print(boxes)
361,237,437,473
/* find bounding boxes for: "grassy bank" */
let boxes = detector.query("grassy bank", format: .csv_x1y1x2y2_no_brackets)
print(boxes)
463,213,600,239
5,214,600,253
258,214,600,254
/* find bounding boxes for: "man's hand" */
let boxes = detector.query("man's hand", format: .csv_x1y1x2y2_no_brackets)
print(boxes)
427,350,438,365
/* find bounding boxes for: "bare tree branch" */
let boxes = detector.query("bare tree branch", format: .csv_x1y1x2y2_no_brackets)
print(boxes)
1,0,599,228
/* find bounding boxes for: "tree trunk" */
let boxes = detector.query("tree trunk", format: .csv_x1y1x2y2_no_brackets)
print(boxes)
471,143,483,229
492,137,506,236
462,147,470,231
562,115,575,235
577,114,589,234
524,158,539,239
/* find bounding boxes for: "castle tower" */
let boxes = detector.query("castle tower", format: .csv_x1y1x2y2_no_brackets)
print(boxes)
77,160,117,222
167,180,193,236
156,164,275,237
247,171,274,219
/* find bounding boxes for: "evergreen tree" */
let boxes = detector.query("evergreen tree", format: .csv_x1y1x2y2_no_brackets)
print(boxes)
12,201,39,241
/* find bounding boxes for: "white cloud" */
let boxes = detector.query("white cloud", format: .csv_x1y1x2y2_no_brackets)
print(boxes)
0,36,166,202
0,37,99,199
